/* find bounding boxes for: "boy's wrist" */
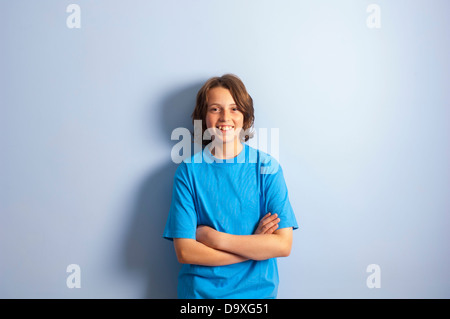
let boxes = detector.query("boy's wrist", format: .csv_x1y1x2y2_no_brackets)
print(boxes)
197,226,223,250
215,230,234,252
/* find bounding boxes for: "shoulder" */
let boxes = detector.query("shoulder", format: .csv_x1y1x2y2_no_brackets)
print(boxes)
247,145,282,175
174,150,204,178
173,159,192,181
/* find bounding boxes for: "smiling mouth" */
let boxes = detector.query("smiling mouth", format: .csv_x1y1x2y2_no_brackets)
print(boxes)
216,125,234,132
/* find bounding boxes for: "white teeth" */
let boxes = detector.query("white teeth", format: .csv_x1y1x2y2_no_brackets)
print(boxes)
218,126,233,131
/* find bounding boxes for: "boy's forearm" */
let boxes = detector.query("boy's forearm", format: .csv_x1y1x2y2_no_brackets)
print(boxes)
174,238,248,266
219,232,291,260
198,227,292,261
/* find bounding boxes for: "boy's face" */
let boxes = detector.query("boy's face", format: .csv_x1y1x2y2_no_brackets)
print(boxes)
205,87,244,145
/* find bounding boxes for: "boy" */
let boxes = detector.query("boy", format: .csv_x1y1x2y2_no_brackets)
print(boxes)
163,74,298,298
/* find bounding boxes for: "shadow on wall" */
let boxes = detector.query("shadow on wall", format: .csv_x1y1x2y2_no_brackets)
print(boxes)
123,80,205,298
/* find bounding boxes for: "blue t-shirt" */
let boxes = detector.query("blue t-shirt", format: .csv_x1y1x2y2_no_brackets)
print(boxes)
163,143,298,299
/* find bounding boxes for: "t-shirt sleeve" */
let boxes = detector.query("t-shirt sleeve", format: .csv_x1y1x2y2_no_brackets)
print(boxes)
163,162,197,241
262,158,299,230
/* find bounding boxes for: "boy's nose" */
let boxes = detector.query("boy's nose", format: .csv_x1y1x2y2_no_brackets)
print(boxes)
220,109,231,121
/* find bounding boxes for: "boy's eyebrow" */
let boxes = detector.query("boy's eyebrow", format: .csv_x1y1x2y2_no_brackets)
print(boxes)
208,103,237,107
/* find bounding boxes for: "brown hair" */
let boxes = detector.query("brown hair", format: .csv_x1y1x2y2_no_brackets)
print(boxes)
191,74,255,145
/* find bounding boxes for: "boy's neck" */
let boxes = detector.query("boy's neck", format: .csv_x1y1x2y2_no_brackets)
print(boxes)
210,141,243,159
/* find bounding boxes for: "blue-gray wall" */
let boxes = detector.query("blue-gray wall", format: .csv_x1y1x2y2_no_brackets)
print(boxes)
1,0,449,298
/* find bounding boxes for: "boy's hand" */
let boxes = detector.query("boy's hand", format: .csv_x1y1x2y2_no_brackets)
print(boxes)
254,212,280,235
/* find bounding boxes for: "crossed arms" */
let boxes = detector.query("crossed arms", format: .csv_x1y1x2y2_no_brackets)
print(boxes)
173,213,293,266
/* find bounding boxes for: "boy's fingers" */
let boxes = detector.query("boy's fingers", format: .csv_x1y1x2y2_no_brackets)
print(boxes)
263,222,279,234
254,213,280,235
261,213,278,226
261,212,272,220
266,223,279,234
262,213,277,222
261,218,280,233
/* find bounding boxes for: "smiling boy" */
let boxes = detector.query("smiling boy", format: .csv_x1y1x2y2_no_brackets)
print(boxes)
163,74,298,298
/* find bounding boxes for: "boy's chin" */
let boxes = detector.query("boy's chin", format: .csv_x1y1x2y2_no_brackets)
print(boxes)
213,136,238,144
